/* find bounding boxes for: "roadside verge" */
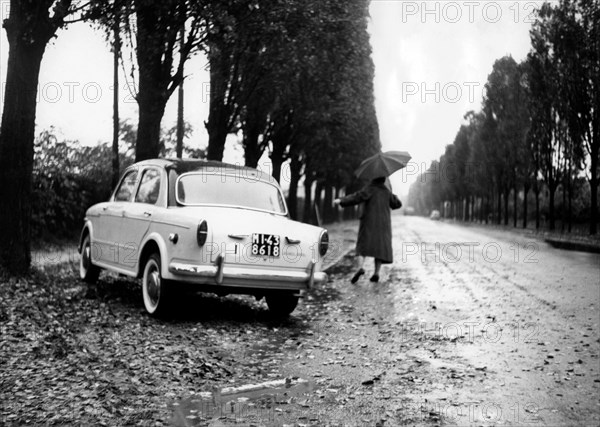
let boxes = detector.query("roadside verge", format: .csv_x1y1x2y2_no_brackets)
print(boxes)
544,236,600,254
321,219,358,271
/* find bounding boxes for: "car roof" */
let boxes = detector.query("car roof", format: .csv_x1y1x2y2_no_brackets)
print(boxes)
133,158,276,184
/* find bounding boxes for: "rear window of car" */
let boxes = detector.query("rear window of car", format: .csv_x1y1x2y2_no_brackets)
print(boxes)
176,172,287,215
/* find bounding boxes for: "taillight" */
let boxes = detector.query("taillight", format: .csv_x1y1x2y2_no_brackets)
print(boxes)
197,220,208,246
319,230,329,257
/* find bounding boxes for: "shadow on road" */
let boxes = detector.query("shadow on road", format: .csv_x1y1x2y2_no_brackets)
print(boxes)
88,265,346,329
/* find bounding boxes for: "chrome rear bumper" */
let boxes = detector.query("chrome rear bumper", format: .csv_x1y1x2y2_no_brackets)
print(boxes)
168,254,327,288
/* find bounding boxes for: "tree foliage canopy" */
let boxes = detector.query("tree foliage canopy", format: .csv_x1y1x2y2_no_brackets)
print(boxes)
409,0,598,234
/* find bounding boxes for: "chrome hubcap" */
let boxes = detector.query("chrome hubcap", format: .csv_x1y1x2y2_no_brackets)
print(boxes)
147,267,160,307
82,245,90,270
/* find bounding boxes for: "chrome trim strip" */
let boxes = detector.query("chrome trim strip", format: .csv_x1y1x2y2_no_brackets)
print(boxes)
168,259,328,285
168,262,218,276
228,234,248,240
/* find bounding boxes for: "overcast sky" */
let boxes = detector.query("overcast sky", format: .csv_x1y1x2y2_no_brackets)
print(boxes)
0,0,547,195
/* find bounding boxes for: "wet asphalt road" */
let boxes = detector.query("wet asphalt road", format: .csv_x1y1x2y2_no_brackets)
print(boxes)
173,214,600,426
386,215,600,426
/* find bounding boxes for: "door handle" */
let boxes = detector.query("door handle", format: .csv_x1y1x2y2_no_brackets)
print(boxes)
143,211,152,217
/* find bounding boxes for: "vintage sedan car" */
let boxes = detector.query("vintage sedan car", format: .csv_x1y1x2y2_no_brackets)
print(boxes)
78,159,329,317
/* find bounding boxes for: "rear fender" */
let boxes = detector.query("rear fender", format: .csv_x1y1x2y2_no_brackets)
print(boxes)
137,232,169,278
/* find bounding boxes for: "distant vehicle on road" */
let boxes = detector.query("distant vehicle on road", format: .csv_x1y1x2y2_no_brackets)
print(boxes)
430,210,441,220
403,206,415,215
78,159,329,317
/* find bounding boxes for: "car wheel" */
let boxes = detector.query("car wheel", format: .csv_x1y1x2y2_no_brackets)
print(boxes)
265,291,299,317
79,234,100,283
142,253,171,316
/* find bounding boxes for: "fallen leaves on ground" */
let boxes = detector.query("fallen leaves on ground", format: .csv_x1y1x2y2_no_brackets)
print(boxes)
0,262,303,426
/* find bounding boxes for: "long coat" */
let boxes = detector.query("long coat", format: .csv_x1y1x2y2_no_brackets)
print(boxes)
339,182,400,264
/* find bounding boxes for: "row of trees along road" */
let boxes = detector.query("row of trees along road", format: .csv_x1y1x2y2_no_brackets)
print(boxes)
0,0,380,275
408,0,598,236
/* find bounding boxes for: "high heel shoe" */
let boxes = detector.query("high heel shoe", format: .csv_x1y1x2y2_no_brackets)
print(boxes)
370,274,379,283
350,268,365,284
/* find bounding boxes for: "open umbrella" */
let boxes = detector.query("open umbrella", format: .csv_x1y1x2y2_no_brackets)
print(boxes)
355,150,411,181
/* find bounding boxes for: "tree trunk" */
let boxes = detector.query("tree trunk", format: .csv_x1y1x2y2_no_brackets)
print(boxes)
323,186,334,224
314,182,323,226
335,187,341,222
481,196,486,223
135,94,167,161
535,185,541,230
549,184,557,231
242,126,261,168
466,196,471,222
503,190,509,226
561,181,567,232
469,197,473,222
176,27,185,159
112,4,121,187
522,185,529,229
465,197,470,222
135,2,183,162
481,197,486,223
497,192,502,225
344,190,355,220
270,138,286,183
590,143,598,235
533,179,541,230
513,185,518,228
0,11,56,274
286,155,301,220
206,41,230,161
568,176,572,233
302,177,313,224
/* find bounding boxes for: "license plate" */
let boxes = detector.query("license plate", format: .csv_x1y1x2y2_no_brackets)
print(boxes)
251,233,280,257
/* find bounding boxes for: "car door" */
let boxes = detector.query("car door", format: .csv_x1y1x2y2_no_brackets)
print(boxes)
100,168,139,267
118,167,163,271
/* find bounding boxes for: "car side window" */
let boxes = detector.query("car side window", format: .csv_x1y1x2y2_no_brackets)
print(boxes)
114,170,138,202
135,169,161,205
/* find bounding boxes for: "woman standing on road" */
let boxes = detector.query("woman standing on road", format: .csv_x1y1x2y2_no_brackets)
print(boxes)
334,177,402,283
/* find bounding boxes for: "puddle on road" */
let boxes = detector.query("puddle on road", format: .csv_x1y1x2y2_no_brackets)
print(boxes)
171,377,315,426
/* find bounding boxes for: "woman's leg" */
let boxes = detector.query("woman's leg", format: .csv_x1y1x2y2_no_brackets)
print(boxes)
370,258,382,282
351,255,366,283
357,255,365,269
374,258,382,275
